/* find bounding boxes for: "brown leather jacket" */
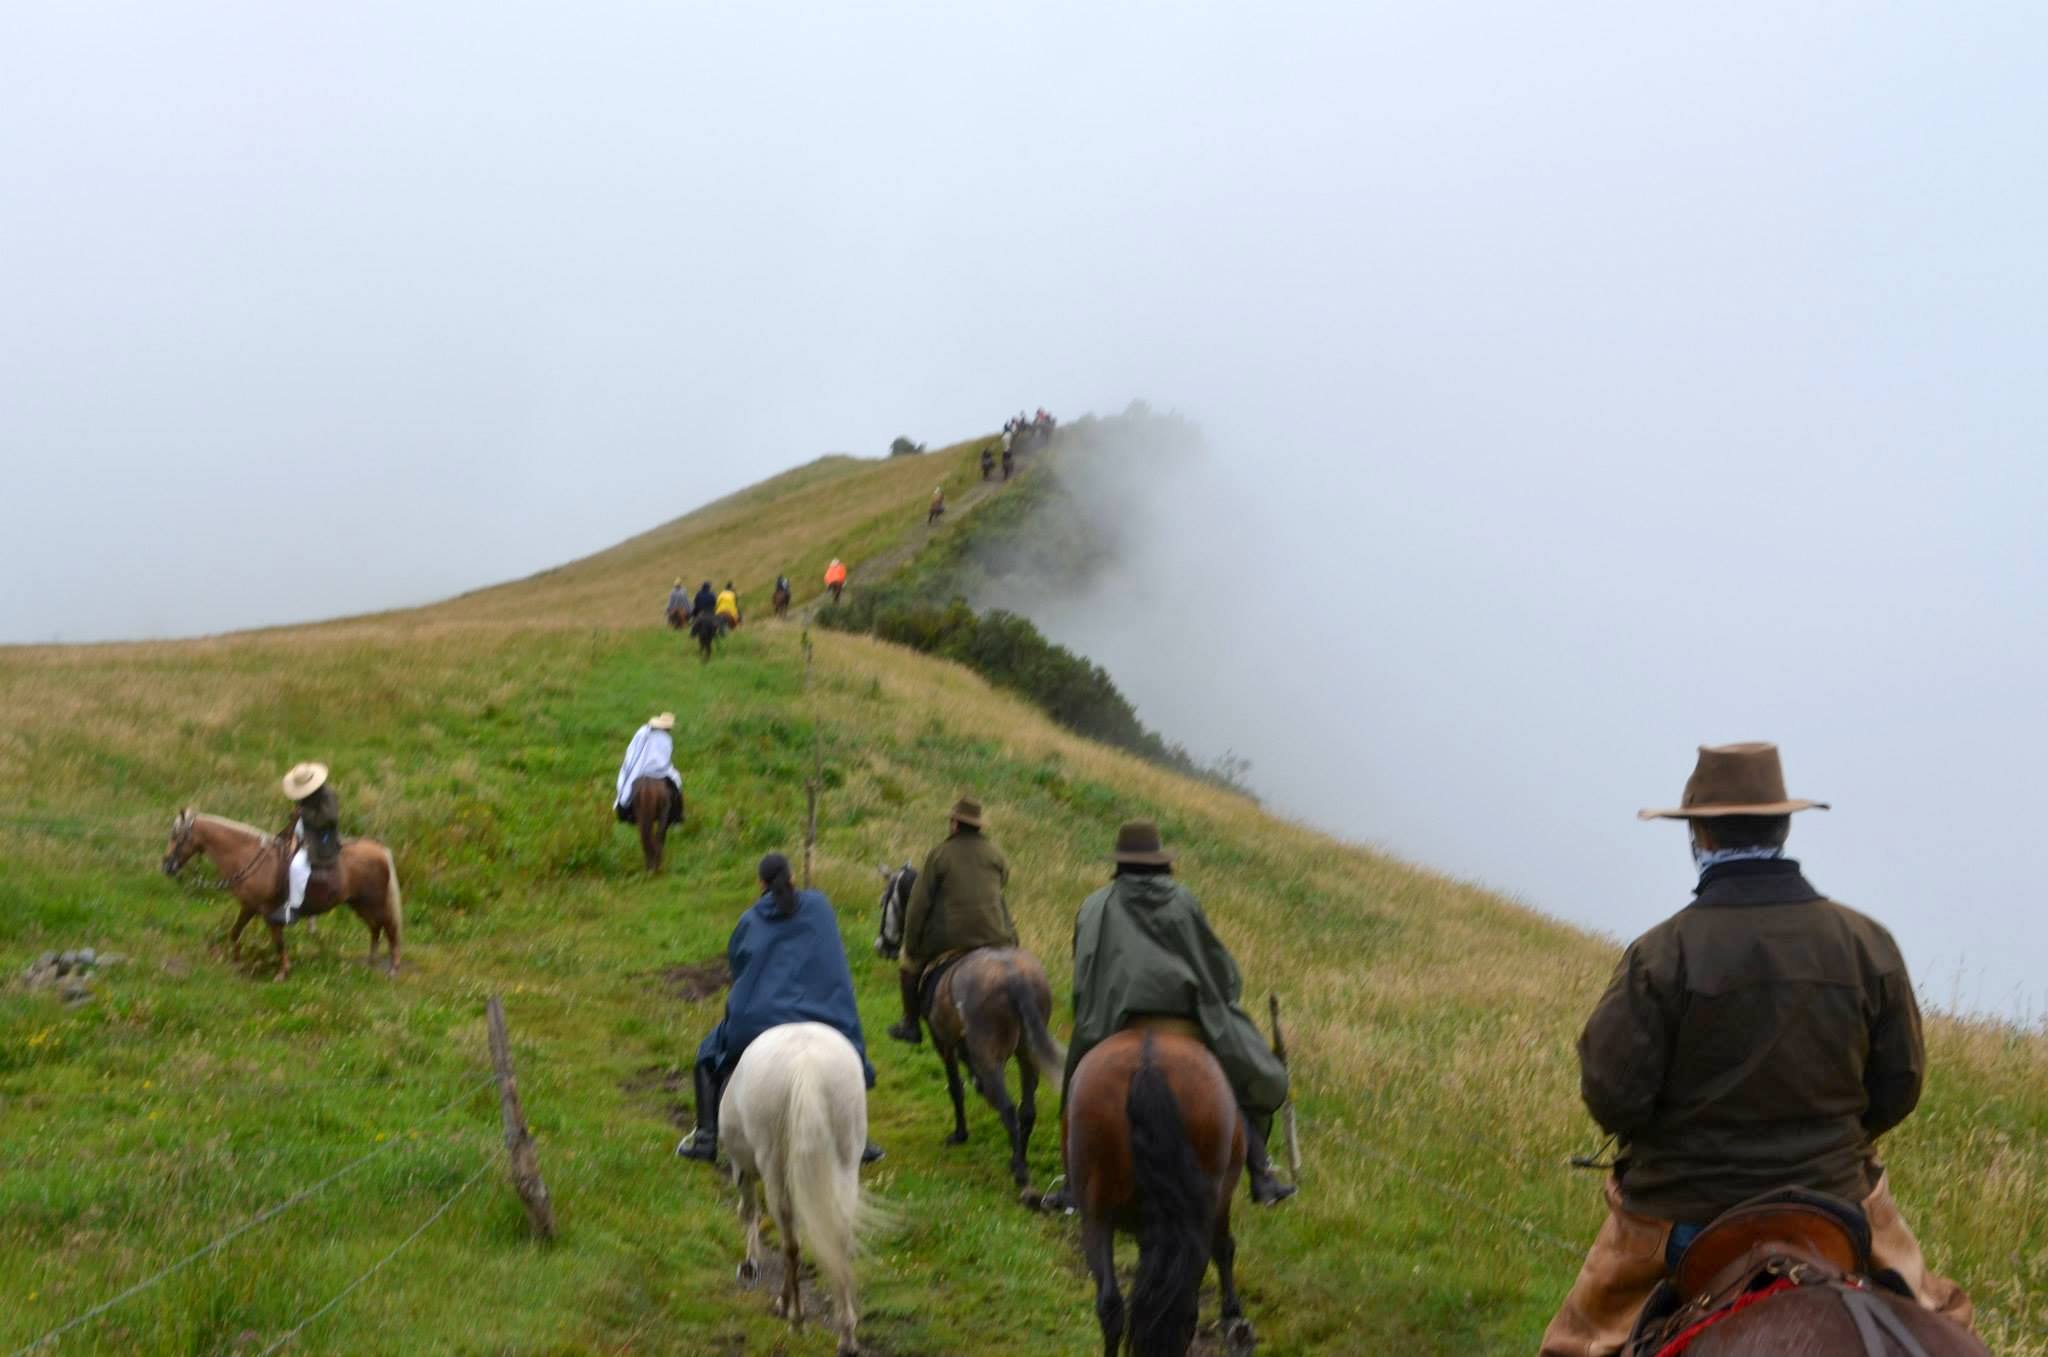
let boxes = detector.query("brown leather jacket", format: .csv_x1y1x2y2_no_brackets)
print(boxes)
283,785,343,867
1578,859,1924,1222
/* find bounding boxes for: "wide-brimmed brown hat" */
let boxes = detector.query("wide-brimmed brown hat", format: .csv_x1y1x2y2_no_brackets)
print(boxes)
281,762,329,800
1110,819,1175,866
949,795,987,828
1638,742,1829,821
649,712,676,731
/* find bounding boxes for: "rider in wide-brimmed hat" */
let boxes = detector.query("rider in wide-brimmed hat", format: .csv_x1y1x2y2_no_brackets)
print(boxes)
1539,743,1973,1357
887,795,1017,1044
1044,819,1295,1209
614,714,683,828
272,761,341,925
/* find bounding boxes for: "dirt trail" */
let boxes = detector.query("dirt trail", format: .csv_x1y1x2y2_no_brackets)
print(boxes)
796,459,1028,623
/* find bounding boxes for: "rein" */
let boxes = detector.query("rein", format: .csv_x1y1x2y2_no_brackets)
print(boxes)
176,825,285,894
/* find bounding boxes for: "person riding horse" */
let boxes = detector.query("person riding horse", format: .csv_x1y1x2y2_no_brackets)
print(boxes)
666,578,690,627
614,712,683,828
677,853,883,1165
771,575,792,616
1040,820,1295,1210
887,796,1016,1045
270,761,342,925
715,582,742,631
927,485,946,526
1538,743,1973,1357
692,580,717,621
824,558,847,603
980,445,995,480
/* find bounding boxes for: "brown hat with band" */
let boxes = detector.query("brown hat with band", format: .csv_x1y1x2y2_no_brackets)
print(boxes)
1638,742,1829,821
949,795,987,829
1110,819,1175,866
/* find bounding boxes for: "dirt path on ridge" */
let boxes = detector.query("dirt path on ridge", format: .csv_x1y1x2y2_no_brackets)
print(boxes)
794,460,1026,623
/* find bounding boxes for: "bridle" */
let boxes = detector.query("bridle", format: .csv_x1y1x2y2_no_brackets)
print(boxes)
166,814,285,893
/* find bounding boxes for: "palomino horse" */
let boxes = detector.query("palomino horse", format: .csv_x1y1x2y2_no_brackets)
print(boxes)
722,1022,869,1357
629,776,684,872
1623,1189,1989,1357
873,868,1061,1190
161,808,403,980
1066,1027,1253,1357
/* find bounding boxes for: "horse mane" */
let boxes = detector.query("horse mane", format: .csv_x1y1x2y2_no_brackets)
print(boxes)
194,811,270,839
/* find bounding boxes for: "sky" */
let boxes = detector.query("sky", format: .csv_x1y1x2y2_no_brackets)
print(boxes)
2,4,2042,1014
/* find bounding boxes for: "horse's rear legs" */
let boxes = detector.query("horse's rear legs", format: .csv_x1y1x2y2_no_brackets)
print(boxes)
940,1047,970,1145
1015,1054,1040,1188
1083,1217,1123,1357
1214,1209,1254,1353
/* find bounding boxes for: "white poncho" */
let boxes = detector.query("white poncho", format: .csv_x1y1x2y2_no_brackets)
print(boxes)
615,725,682,809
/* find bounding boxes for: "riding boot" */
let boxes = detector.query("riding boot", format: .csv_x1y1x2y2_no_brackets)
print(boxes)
1244,1113,1297,1205
886,970,924,1044
675,1062,721,1163
861,1140,886,1164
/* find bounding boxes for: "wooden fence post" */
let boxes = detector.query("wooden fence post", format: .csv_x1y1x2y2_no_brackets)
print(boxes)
487,995,557,1241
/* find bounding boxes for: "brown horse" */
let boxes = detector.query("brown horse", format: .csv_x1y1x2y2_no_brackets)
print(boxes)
630,775,684,872
873,875,1062,1190
772,584,791,617
1624,1190,1989,1357
1065,1027,1253,1357
928,948,1063,1191
161,808,403,980
690,611,721,661
1677,1289,1988,1356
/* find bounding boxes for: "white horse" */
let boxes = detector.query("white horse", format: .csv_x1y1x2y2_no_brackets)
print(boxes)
722,1022,869,1356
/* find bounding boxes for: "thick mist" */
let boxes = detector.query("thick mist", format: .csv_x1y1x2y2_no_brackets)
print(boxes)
987,414,2044,1021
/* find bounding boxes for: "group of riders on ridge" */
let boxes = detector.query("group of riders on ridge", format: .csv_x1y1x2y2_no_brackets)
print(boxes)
251,671,1975,1350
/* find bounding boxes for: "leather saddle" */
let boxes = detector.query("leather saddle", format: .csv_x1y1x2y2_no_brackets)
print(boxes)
1626,1187,1881,1355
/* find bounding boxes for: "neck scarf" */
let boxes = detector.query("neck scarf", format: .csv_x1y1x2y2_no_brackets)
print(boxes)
1693,842,1784,878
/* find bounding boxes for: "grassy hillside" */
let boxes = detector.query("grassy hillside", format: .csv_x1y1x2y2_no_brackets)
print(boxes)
2,438,2042,1356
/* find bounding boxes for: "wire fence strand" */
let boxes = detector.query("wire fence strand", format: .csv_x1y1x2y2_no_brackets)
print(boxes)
253,1151,498,1356
7,1073,494,1357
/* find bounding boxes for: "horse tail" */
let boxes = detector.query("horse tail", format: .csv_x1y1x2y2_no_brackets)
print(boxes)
1005,972,1065,1079
783,1039,862,1307
1125,1035,1212,1357
381,847,403,933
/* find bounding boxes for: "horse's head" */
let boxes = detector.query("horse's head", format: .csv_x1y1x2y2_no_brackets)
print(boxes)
874,862,915,959
162,807,199,876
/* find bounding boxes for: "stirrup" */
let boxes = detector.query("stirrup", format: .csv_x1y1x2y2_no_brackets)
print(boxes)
674,1129,718,1162
1039,1174,1075,1214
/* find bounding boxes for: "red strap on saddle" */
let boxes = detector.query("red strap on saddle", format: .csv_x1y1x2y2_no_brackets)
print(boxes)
1652,1278,1798,1357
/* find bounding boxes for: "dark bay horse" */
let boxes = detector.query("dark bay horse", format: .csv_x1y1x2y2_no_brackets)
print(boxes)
690,611,721,661
772,583,791,617
1066,1027,1253,1357
161,808,403,980
629,775,684,872
874,867,1062,1192
1624,1190,1990,1357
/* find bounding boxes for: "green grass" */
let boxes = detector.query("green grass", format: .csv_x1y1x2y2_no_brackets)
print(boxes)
2,441,2044,1356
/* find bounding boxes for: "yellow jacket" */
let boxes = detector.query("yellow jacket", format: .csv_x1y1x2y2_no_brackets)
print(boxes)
715,590,740,620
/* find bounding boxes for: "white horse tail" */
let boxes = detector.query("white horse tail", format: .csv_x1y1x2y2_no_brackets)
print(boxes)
382,846,404,930
782,1039,862,1310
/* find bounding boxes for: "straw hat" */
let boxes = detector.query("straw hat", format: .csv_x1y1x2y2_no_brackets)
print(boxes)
1638,743,1829,821
281,762,329,800
948,795,987,829
649,712,676,731
1109,819,1175,866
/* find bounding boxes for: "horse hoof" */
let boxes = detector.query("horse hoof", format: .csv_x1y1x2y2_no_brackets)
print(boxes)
945,1131,968,1147
1018,1187,1043,1210
1224,1317,1256,1355
737,1259,758,1286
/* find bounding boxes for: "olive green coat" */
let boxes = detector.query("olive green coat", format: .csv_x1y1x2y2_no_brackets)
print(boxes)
1579,859,1924,1222
900,829,1016,973
287,785,342,867
1063,872,1289,1117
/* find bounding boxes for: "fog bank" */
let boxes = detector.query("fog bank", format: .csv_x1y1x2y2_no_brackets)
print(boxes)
992,413,2044,1023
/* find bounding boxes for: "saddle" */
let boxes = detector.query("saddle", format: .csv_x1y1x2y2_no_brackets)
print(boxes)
1624,1187,1907,1357
917,952,970,1018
